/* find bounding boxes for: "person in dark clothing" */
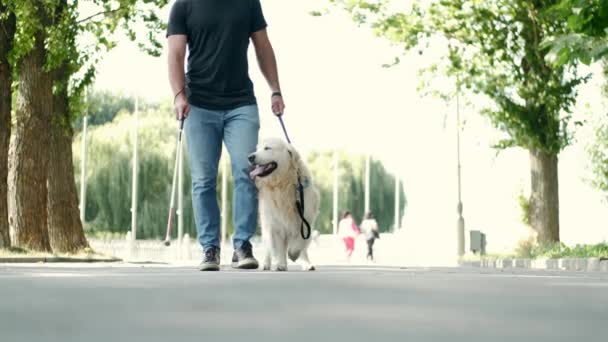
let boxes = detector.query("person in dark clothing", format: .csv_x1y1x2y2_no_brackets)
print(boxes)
360,212,380,261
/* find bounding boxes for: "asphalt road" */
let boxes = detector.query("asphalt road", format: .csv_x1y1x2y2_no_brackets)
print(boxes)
1,264,607,342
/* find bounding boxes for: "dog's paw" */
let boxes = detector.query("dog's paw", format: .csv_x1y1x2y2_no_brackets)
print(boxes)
276,264,287,272
262,264,271,271
302,264,316,271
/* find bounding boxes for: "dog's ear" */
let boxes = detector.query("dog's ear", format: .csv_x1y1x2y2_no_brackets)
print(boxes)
286,144,302,170
286,144,300,161
287,143,312,184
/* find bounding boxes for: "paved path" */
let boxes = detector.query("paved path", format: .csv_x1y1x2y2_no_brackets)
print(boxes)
1,264,607,342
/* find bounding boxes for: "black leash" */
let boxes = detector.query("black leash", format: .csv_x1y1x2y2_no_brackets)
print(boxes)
277,115,311,240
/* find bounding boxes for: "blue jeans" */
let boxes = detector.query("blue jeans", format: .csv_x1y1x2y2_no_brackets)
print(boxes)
184,104,259,251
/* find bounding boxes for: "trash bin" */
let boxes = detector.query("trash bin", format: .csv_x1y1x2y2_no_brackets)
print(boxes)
470,230,486,255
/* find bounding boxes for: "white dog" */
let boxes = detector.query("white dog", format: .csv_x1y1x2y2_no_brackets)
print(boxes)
248,137,320,271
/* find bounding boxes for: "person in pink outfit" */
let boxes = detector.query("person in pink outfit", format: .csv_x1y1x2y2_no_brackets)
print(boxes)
338,211,360,261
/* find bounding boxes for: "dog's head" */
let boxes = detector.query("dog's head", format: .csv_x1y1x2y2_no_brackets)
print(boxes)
248,137,300,186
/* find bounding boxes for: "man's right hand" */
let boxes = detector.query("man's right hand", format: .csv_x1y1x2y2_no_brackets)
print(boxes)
174,92,190,120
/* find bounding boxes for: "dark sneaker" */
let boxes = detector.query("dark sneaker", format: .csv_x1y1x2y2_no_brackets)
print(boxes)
200,247,220,271
231,241,259,269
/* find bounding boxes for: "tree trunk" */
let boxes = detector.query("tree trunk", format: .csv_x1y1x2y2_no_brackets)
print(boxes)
7,24,52,252
529,148,560,244
0,2,15,249
47,66,89,253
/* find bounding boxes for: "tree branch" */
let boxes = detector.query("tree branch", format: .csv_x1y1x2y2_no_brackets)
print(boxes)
76,6,127,24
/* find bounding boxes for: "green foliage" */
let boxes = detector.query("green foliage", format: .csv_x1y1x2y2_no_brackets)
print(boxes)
542,0,608,66
516,188,531,227
586,111,608,198
72,90,160,130
67,0,170,121
604,60,608,96
2,0,170,126
74,102,200,239
585,62,608,203
4,0,46,68
514,237,537,259
84,230,126,241
324,0,587,154
516,241,608,259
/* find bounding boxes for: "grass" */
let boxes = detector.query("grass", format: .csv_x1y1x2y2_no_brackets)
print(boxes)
85,229,127,241
518,242,608,259
0,245,119,261
460,242,608,261
505,242,608,260
0,246,53,258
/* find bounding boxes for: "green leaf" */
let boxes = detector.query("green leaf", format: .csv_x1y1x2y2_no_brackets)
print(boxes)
557,48,572,65
579,52,592,65
567,14,582,30
381,56,400,68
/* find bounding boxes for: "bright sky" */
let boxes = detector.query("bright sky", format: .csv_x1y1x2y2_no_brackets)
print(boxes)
90,0,608,252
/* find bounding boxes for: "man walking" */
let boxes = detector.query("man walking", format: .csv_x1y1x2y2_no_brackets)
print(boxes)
167,0,285,271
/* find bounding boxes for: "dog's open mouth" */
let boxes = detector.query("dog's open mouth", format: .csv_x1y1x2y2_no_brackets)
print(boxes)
249,162,278,180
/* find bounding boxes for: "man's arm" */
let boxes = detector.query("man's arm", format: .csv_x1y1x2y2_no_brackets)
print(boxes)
251,29,285,115
168,35,189,119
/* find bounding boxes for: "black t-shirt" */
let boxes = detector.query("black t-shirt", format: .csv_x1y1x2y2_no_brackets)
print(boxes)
167,0,267,110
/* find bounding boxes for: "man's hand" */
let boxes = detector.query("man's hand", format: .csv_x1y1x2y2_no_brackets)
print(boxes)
272,93,285,116
174,92,190,120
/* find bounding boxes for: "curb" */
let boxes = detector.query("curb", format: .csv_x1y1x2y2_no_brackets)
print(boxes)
0,256,123,263
460,257,608,272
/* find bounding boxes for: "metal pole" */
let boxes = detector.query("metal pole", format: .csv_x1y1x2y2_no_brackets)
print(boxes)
456,76,465,257
332,150,339,235
177,130,184,246
79,116,88,224
130,96,139,241
364,154,371,214
221,156,228,247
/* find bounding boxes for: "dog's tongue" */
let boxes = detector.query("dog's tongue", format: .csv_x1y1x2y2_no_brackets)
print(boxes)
249,165,267,180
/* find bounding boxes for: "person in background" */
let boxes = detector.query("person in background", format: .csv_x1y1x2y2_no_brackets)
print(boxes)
338,211,359,262
360,211,380,262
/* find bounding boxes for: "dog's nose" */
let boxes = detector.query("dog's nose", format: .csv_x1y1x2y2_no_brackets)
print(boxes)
248,154,256,164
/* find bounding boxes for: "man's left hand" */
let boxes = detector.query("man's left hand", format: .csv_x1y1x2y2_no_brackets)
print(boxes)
272,93,285,116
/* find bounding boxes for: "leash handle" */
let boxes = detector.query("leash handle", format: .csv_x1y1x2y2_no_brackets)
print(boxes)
278,116,291,144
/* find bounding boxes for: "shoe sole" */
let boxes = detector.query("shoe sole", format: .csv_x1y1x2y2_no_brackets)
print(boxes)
231,258,259,270
199,264,220,271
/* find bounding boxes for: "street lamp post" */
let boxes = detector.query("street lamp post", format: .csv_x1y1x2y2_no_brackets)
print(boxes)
131,96,139,242
79,116,88,224
456,78,465,257
332,150,339,235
